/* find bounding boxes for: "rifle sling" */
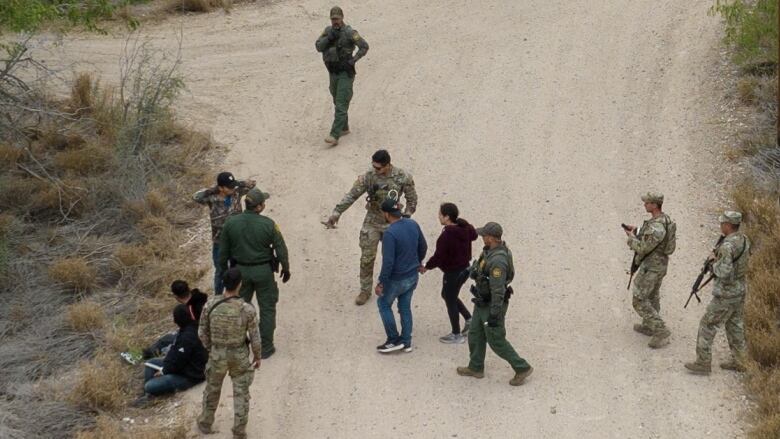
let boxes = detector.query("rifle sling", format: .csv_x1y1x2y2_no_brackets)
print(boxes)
632,215,670,272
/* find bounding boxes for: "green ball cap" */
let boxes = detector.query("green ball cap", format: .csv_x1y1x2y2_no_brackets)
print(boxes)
476,222,503,238
245,188,270,206
330,6,344,18
719,210,742,225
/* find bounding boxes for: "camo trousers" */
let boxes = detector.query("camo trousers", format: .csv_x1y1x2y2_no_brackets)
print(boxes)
696,296,746,364
359,220,387,295
198,346,255,438
632,266,667,333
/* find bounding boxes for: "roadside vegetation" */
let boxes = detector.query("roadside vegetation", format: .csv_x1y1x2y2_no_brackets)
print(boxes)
0,32,216,438
712,1,779,438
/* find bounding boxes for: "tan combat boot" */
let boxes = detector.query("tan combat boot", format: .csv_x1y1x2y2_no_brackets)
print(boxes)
355,291,371,306
633,323,654,336
456,366,484,379
719,359,745,372
509,366,534,386
684,361,711,375
648,328,671,349
324,135,338,145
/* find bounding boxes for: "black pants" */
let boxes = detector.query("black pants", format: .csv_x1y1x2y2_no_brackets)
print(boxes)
441,269,471,334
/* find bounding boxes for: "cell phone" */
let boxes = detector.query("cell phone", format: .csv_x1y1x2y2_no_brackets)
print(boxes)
621,223,631,231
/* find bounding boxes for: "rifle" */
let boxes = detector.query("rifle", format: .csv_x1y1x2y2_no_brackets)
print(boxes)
622,224,639,290
684,235,726,308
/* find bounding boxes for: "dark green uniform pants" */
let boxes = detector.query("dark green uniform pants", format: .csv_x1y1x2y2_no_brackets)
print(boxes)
468,303,531,373
329,71,354,139
237,264,278,356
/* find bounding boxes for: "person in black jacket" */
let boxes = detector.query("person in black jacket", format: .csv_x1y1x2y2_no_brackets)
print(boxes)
140,280,209,360
134,304,208,405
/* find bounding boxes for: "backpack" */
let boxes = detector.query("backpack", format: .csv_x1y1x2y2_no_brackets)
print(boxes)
662,215,676,256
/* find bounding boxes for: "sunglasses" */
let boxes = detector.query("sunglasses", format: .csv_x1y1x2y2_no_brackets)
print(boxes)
372,164,384,170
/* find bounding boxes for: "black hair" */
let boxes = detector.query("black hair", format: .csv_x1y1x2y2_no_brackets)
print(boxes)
223,267,242,291
440,202,469,226
173,303,194,328
171,280,190,298
371,149,391,166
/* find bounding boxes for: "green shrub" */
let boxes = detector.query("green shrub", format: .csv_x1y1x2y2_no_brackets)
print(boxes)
712,0,778,66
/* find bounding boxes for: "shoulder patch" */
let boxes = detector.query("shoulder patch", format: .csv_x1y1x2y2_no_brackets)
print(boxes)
274,223,281,233
352,31,361,41
492,267,503,278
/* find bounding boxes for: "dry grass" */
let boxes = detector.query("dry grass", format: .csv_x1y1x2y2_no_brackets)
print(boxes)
48,257,98,291
0,144,24,169
66,301,106,332
74,415,188,439
69,353,132,412
53,144,113,175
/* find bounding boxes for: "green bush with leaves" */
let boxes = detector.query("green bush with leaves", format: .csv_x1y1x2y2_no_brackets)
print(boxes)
0,0,144,33
712,0,778,67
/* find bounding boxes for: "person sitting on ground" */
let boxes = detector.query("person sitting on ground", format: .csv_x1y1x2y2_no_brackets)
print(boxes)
134,304,208,406
140,280,208,360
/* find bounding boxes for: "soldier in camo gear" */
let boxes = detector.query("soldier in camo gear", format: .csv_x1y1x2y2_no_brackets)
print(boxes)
322,150,417,305
685,211,750,375
623,192,676,349
193,172,256,295
198,268,261,439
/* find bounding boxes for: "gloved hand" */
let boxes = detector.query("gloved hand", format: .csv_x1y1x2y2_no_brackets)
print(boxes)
281,270,291,283
347,58,356,66
486,313,500,328
328,27,339,41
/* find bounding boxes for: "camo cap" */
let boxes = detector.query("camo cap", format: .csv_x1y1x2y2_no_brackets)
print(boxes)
641,192,664,204
476,222,503,238
719,210,742,225
245,188,269,207
330,6,344,18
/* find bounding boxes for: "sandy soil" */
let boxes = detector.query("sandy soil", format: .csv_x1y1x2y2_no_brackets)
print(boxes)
39,0,750,437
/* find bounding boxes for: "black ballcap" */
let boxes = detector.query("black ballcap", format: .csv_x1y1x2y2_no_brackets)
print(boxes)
380,198,402,217
217,172,239,189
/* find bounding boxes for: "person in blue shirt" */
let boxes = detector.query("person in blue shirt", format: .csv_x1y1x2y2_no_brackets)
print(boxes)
375,198,427,353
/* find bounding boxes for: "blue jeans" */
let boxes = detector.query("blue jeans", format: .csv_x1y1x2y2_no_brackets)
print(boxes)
212,243,224,295
143,358,197,396
377,275,418,346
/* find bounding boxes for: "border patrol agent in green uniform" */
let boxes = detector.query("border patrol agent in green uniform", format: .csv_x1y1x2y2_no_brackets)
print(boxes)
198,268,261,439
315,5,369,146
456,222,534,386
685,211,750,375
219,188,290,359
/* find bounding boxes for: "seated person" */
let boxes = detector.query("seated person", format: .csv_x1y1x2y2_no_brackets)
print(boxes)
140,280,208,360
134,304,208,405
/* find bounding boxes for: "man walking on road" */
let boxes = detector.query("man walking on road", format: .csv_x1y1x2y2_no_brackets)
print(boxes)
322,150,417,306
623,192,676,349
198,268,261,439
315,5,369,146
685,211,750,375
193,172,256,295
456,222,533,386
219,188,290,359
375,198,427,354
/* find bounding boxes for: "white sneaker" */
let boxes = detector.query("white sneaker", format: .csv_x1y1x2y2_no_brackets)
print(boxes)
377,342,405,354
402,344,414,353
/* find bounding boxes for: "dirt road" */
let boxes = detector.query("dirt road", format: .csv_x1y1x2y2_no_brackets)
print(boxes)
44,1,748,437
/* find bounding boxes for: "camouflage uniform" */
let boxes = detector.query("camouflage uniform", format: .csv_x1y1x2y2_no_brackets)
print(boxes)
627,213,675,337
330,166,417,299
695,227,750,365
198,295,261,439
193,180,255,294
315,8,369,142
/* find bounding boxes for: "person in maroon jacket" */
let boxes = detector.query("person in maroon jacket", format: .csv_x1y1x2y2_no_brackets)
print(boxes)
421,203,477,343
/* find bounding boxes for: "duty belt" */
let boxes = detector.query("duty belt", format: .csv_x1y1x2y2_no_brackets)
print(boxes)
213,341,249,349
235,260,271,267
